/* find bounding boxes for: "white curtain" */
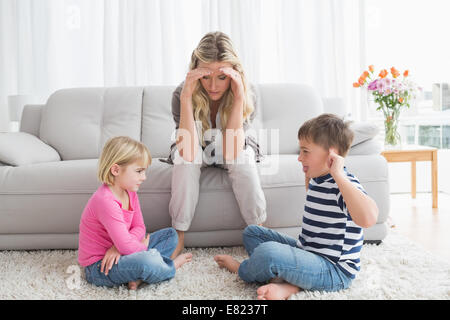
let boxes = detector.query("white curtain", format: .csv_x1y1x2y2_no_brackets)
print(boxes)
0,0,366,130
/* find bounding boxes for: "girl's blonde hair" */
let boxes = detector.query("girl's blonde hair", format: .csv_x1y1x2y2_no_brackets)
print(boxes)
97,136,152,186
190,31,255,146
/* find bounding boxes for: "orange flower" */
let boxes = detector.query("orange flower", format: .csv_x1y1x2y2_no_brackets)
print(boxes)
363,71,369,78
353,82,361,88
358,77,365,85
403,70,409,77
399,97,404,103
391,67,400,78
379,69,388,78
369,65,374,73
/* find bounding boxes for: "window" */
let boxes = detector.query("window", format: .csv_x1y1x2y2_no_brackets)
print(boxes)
401,123,450,149
365,0,450,97
402,125,416,145
443,126,450,149
418,126,441,148
365,0,450,149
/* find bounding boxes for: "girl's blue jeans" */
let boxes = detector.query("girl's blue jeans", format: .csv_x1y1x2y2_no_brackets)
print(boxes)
238,225,353,292
84,227,177,288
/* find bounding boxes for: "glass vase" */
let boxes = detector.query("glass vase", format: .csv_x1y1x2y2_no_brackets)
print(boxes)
383,110,401,148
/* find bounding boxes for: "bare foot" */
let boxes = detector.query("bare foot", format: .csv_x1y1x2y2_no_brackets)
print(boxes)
256,283,300,300
173,252,193,269
128,280,143,290
214,254,241,273
171,230,185,259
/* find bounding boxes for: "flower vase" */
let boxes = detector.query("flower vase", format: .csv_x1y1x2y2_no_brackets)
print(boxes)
383,110,401,148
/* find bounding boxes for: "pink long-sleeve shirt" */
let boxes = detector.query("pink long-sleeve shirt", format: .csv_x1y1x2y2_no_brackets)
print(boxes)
78,183,147,267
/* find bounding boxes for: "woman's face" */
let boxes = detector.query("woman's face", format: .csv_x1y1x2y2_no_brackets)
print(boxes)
197,61,233,102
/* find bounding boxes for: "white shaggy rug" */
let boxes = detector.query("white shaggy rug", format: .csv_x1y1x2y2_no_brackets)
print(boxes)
1,230,449,300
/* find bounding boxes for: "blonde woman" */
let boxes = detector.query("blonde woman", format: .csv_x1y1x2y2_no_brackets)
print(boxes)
78,136,192,290
164,32,267,257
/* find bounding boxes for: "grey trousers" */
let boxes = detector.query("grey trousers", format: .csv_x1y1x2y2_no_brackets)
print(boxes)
169,140,267,232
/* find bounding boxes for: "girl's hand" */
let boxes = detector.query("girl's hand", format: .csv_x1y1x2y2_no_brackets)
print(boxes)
181,68,213,100
141,234,150,249
101,245,121,276
328,148,345,178
219,67,244,102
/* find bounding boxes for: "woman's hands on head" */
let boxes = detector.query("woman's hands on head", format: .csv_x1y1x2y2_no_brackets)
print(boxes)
219,67,244,102
180,68,212,100
181,63,244,103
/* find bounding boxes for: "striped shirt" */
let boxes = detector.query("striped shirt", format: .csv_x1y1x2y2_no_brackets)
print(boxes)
297,168,366,279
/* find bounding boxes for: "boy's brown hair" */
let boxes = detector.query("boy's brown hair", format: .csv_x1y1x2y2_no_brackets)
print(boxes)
298,113,354,157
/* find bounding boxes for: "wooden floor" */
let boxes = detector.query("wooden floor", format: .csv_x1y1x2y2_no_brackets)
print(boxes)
388,192,450,263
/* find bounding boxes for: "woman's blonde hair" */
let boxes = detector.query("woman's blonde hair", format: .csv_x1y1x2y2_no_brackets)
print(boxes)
190,31,255,146
97,136,152,186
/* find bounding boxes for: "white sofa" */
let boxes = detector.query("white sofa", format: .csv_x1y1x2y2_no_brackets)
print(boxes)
0,84,389,250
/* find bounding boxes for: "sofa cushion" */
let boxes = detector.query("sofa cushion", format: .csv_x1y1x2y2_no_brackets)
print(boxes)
0,159,99,195
350,121,380,147
0,159,100,234
0,132,61,166
256,83,323,155
0,153,388,235
348,138,382,156
141,86,177,158
39,87,144,160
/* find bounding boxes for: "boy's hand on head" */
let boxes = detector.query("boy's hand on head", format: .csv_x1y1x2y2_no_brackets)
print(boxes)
328,148,345,178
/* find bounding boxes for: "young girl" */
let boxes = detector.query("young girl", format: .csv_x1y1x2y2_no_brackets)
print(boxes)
78,136,192,290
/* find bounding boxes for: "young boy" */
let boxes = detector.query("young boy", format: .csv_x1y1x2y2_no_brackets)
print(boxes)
214,113,379,300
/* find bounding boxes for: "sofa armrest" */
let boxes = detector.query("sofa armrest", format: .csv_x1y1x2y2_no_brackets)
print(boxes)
0,132,61,166
20,104,44,137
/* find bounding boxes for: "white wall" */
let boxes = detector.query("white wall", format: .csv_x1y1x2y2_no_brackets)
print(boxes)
387,149,450,195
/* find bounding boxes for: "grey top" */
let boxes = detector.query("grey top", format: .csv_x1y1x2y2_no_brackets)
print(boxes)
160,81,263,164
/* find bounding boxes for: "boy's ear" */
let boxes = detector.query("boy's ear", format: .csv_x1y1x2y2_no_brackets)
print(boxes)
110,164,120,177
329,147,339,155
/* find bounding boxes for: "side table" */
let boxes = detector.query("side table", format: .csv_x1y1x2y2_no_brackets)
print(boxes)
381,145,438,208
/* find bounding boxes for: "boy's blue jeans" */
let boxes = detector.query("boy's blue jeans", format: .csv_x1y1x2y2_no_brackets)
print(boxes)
238,225,353,292
84,227,177,288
